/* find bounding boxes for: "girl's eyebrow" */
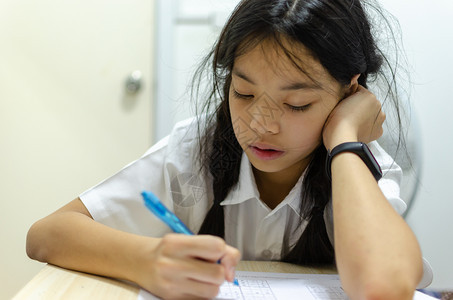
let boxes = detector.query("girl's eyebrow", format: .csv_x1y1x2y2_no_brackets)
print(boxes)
232,69,257,84
232,68,321,91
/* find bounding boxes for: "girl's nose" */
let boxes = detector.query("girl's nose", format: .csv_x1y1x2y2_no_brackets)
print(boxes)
248,93,281,134
250,117,280,134
250,118,269,134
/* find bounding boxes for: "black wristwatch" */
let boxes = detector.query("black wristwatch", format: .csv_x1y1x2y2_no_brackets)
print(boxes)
326,142,382,181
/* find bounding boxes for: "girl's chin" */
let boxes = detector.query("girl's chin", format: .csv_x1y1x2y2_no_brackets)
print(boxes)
245,149,313,176
246,154,287,174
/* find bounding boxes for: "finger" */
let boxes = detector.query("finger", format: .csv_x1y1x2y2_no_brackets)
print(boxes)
380,110,386,124
163,234,227,262
154,269,222,299
183,242,241,284
355,84,367,93
185,259,227,285
181,278,222,299
219,245,241,282
155,253,226,286
167,241,239,285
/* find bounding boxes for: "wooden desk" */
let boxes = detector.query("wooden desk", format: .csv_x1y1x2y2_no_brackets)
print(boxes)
13,261,337,299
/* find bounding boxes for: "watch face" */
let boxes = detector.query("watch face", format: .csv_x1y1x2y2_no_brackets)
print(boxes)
358,143,382,181
362,143,383,179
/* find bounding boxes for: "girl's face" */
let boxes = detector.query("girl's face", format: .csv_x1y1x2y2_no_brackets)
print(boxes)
229,39,346,182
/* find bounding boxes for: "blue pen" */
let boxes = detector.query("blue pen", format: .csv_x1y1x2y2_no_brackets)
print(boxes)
142,190,193,235
141,190,239,286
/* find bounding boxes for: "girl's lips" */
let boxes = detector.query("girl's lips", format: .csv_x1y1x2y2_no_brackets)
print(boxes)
249,144,285,161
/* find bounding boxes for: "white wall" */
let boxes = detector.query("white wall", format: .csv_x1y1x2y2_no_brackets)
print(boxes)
0,1,154,299
380,0,453,290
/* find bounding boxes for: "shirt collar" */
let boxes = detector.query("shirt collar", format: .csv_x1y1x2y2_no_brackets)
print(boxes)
220,152,305,217
220,152,259,206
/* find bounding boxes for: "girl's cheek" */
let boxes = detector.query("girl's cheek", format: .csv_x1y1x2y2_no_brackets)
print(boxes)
230,99,248,121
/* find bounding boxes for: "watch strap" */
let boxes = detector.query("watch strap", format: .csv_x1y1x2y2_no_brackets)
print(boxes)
326,142,382,181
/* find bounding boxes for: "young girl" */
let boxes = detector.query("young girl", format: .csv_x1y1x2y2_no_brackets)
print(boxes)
27,0,431,299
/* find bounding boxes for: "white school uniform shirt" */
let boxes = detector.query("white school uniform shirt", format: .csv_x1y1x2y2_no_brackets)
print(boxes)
80,117,432,288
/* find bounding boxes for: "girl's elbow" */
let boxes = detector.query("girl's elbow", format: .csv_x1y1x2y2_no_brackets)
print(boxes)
350,278,416,300
26,222,49,262
366,286,414,300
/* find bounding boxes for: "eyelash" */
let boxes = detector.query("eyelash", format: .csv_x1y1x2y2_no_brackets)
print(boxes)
233,90,311,112
286,104,311,112
232,90,253,100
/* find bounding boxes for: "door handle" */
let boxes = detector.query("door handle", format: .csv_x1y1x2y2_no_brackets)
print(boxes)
125,70,142,94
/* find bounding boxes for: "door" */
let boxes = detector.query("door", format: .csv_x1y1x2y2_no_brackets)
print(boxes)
0,1,154,298
154,0,240,140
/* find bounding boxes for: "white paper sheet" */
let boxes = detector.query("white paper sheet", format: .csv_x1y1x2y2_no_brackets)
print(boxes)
138,271,436,300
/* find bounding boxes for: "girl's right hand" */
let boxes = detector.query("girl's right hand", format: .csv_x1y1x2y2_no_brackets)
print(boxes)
322,85,385,150
134,234,241,299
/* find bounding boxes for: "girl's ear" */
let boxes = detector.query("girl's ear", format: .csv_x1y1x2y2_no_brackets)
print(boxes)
345,74,361,96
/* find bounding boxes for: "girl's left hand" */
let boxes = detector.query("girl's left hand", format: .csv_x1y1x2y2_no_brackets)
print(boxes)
322,85,385,150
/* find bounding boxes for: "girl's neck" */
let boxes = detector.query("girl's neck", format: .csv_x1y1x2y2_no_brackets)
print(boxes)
252,163,307,209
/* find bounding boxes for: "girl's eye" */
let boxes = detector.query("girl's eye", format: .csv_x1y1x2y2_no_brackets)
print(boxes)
286,103,311,112
233,90,254,100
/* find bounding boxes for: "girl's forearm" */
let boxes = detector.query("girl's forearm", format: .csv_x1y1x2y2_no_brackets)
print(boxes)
26,198,240,299
331,153,423,300
26,199,154,284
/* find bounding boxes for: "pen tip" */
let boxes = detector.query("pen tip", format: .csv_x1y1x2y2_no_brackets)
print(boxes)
234,278,239,286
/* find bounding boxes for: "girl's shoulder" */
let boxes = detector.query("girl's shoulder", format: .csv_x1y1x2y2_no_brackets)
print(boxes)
138,116,212,177
143,116,206,157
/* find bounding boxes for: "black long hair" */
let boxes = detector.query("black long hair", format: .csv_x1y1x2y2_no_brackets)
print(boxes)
193,0,404,266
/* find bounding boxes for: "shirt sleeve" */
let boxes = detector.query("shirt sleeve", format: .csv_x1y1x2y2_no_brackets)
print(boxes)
79,117,206,237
